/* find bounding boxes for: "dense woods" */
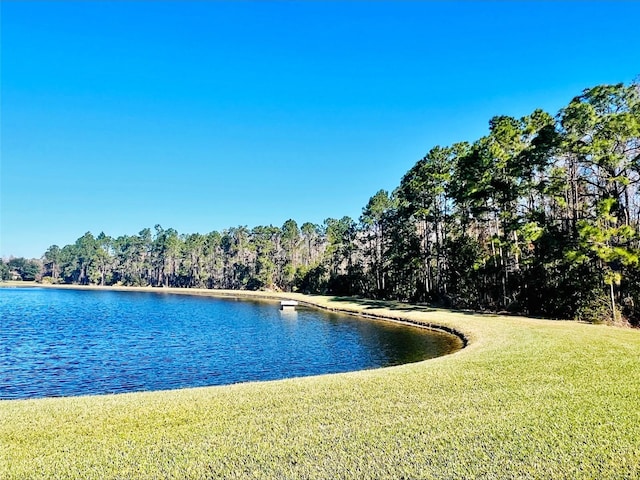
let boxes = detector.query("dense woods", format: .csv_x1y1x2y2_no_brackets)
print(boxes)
13,80,640,325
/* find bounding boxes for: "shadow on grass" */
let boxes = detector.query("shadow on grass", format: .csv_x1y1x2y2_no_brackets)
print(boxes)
324,296,592,324
321,295,509,319
326,296,438,313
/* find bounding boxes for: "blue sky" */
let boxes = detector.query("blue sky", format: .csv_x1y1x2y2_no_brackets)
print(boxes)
1,1,639,259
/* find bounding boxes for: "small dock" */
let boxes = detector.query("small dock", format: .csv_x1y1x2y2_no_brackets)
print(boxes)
280,300,299,310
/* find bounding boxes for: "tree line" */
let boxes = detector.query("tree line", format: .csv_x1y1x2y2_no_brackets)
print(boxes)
0,257,41,282
26,80,640,325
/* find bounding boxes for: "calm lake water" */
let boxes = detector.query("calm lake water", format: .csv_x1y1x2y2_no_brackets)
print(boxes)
0,288,462,399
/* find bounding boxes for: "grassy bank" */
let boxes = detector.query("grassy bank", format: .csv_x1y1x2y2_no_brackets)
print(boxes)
1,290,639,479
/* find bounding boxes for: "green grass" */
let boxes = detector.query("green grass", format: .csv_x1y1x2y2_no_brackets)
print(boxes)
1,291,639,479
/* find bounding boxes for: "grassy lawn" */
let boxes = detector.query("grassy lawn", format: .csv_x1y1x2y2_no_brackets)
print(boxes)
1,291,639,479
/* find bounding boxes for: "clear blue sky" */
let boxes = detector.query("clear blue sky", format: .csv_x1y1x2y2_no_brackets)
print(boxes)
1,1,639,259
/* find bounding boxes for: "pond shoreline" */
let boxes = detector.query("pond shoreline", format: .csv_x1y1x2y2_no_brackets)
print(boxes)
3,285,463,399
2,281,470,349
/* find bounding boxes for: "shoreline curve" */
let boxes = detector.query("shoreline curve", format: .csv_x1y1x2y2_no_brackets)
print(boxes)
30,283,471,351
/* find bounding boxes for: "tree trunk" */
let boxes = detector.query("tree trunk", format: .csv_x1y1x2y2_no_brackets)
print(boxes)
610,282,617,323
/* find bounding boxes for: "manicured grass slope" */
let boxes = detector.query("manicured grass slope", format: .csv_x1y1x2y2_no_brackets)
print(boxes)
2,293,639,479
